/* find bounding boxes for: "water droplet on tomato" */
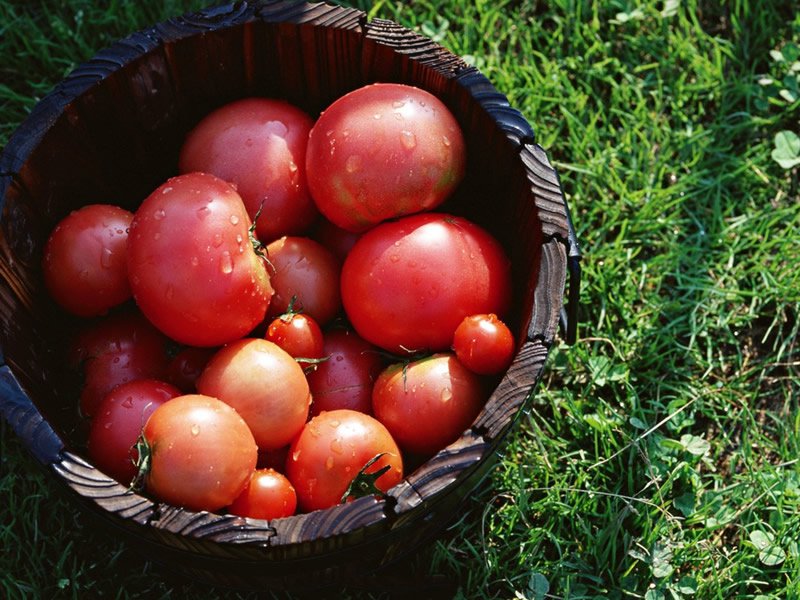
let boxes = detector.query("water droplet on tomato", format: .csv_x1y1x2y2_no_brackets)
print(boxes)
392,100,405,109
442,135,451,147
389,254,400,263
121,396,134,408
440,388,453,402
220,251,233,274
400,130,416,149
191,424,200,436
196,206,210,220
161,187,173,195
212,233,223,247
330,438,344,454
103,421,112,430
236,234,243,244
153,209,166,219
373,112,382,120
325,456,335,470
345,155,362,173
190,256,199,266
393,112,404,121
230,214,240,226
288,161,298,173
100,247,113,268
79,268,90,280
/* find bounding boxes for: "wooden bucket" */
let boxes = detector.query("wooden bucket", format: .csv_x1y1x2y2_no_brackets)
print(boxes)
0,0,580,591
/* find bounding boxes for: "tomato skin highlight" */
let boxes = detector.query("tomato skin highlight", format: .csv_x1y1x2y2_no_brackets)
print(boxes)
43,204,133,317
143,394,258,512
227,468,297,520
196,338,311,451
306,83,466,232
452,313,515,375
286,409,403,512
340,212,512,354
126,173,273,347
87,379,181,485
179,97,317,243
372,353,487,457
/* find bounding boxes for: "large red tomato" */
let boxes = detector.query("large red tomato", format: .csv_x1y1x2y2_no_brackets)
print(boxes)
179,97,317,243
126,172,273,347
42,204,133,317
305,83,466,232
340,212,512,354
196,338,311,451
285,409,403,512
372,353,487,457
142,394,258,512
227,468,297,520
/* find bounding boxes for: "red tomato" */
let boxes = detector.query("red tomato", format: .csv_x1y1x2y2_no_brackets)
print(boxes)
68,310,170,369
227,468,297,520
306,83,466,232
42,204,133,317
79,343,170,417
179,97,317,243
264,236,341,326
196,338,311,451
305,328,385,417
285,409,403,512
142,394,258,512
165,346,217,393
87,379,181,485
452,313,515,375
265,312,324,369
372,353,487,457
340,212,512,354
127,173,273,347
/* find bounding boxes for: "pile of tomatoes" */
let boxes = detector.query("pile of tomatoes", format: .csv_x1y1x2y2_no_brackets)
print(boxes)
43,83,517,519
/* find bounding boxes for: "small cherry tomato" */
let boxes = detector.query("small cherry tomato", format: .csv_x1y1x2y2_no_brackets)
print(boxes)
227,468,297,520
43,204,133,317
286,409,403,512
372,353,487,457
452,313,515,375
265,312,324,369
142,394,258,512
87,379,181,485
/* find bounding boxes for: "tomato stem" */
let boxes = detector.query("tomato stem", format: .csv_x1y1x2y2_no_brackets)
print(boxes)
340,453,390,503
129,431,152,493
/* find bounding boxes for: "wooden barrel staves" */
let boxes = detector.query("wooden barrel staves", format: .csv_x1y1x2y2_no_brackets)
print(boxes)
0,0,581,591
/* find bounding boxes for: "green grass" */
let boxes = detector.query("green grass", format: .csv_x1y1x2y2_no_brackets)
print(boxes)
2,0,800,598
